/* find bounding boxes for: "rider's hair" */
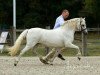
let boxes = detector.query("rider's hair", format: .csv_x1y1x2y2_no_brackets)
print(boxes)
62,9,69,13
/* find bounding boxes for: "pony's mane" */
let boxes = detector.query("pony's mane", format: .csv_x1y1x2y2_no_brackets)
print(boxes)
60,18,80,30
62,18,79,26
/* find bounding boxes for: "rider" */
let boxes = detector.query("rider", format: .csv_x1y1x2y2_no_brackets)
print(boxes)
40,9,69,64
54,9,69,29
54,9,69,60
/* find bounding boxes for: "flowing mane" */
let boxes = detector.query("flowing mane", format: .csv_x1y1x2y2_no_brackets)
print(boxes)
61,18,79,30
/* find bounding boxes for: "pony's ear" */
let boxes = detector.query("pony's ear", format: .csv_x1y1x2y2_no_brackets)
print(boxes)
80,17,85,20
83,17,85,20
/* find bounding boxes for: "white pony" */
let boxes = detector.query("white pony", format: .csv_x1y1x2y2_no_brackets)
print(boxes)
8,18,87,66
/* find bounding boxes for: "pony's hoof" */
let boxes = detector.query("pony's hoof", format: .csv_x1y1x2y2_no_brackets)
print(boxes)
78,57,81,61
49,63,53,65
39,57,49,64
14,61,18,66
14,63,17,66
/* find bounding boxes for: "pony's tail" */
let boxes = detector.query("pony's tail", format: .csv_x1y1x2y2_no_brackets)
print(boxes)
8,29,28,56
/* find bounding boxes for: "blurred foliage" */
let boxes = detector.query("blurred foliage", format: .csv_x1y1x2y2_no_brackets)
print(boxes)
82,0,100,27
0,0,12,29
0,0,100,29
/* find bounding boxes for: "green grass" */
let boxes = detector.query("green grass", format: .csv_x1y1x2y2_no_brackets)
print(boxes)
0,32,100,56
87,44,100,56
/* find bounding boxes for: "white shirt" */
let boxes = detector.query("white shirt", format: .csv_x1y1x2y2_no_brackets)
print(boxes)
53,15,64,29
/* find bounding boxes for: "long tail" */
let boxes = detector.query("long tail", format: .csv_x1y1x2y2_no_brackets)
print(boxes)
8,29,28,56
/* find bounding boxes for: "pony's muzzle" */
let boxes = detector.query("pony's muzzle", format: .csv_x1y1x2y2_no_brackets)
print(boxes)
83,29,88,35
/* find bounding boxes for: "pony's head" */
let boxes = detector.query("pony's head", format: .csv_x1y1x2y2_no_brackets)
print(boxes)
61,18,88,34
76,18,88,34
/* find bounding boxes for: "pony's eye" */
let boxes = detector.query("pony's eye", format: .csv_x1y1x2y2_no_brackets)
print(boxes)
82,25,84,27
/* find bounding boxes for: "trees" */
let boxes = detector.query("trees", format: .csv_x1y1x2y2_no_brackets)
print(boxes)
17,0,84,28
3,0,82,28
81,0,100,27
0,0,12,29
0,0,99,29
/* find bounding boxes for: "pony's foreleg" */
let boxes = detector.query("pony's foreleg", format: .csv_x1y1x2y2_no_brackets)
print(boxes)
65,43,81,60
14,45,33,66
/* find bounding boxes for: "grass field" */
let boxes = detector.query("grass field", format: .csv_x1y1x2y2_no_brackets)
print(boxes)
0,32,100,56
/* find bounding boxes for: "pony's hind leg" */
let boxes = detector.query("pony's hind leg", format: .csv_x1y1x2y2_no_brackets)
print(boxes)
49,48,62,65
14,43,36,66
40,48,61,65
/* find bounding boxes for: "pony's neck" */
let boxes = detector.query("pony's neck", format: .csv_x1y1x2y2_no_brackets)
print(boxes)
60,19,78,42
61,20,77,32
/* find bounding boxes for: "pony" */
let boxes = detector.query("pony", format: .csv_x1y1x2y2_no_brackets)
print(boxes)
8,18,87,66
